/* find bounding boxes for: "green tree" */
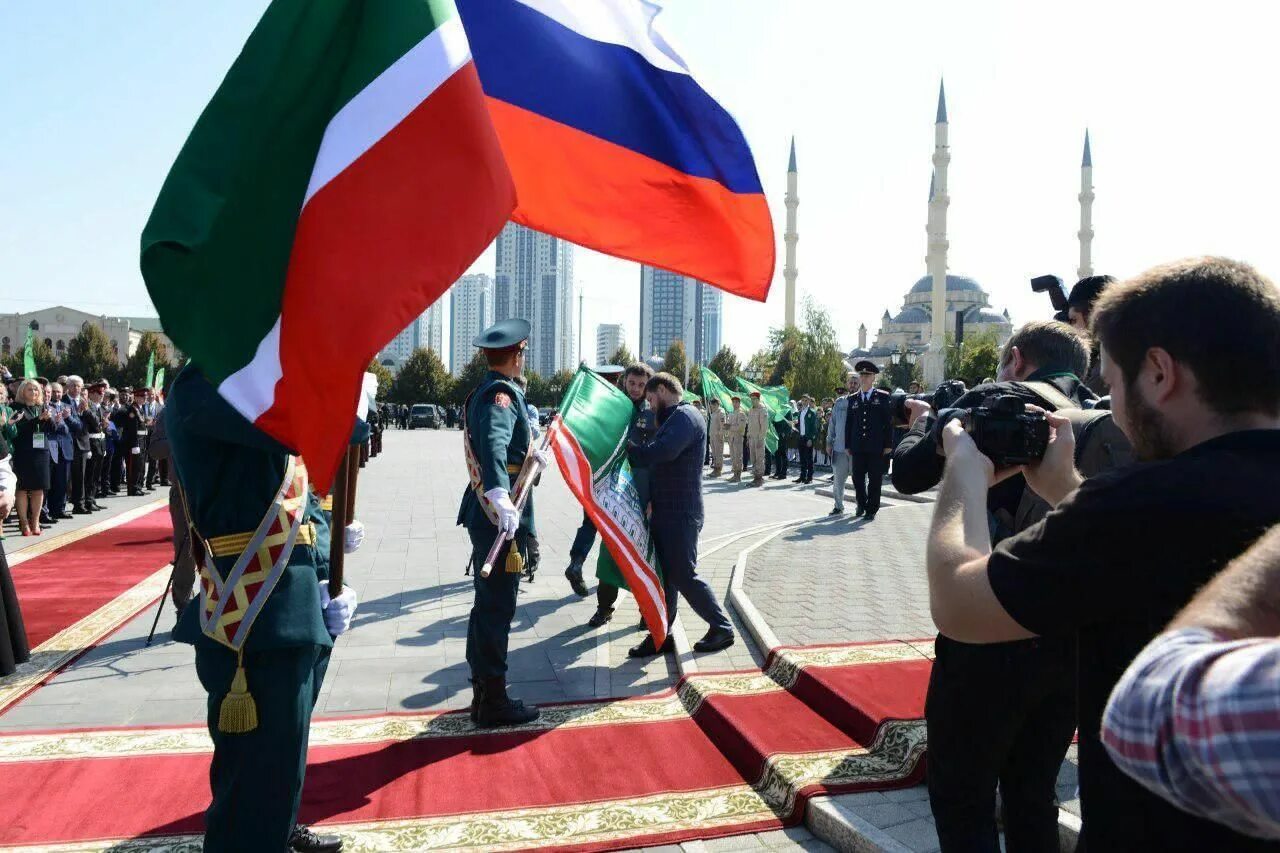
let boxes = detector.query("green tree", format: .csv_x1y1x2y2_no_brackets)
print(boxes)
524,371,550,407
661,340,687,381
545,368,575,407
2,333,60,379
608,343,636,367
390,347,454,404
945,331,1001,387
782,299,846,400
366,359,394,401
451,351,489,405
764,325,804,386
706,345,741,390
120,332,170,388
65,323,119,383
880,348,925,391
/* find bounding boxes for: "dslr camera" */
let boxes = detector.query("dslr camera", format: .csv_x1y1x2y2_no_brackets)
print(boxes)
1031,274,1070,323
938,394,1050,466
890,379,968,425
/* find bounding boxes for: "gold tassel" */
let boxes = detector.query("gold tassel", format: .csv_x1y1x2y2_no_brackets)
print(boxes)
218,649,258,734
505,546,524,574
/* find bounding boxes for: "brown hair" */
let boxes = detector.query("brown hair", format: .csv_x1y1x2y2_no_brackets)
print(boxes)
1091,257,1280,415
645,372,684,397
1001,320,1090,378
483,342,525,367
624,362,655,381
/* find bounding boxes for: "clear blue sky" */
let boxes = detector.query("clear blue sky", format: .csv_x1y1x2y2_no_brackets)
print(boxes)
3,1,1278,365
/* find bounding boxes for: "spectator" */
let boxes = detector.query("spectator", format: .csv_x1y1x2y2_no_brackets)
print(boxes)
0,448,29,676
1067,275,1115,394
895,320,1094,851
924,257,1280,851
770,404,793,479
627,373,734,657
1103,524,1280,840
825,372,857,514
43,381,80,522
794,394,818,484
8,380,52,536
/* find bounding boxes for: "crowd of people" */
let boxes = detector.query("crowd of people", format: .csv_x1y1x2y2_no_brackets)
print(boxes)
0,372,166,537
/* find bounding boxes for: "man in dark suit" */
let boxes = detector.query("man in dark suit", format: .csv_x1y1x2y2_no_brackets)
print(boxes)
844,361,892,520
112,387,149,496
794,394,819,483
63,376,98,514
44,380,80,521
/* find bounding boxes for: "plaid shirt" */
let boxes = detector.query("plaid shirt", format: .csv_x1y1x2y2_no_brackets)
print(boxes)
1102,626,1280,840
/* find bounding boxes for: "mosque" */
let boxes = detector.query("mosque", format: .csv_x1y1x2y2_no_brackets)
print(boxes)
782,82,1096,377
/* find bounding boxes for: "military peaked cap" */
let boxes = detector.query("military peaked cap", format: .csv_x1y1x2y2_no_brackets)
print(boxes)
473,318,531,349
854,360,880,374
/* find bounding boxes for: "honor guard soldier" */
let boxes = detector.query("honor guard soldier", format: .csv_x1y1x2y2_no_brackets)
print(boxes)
725,395,747,482
166,365,356,853
706,398,725,476
746,391,768,486
845,360,893,520
565,364,626,598
459,319,550,727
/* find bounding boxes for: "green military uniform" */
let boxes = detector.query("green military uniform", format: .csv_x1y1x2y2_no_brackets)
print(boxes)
167,365,335,853
458,319,540,727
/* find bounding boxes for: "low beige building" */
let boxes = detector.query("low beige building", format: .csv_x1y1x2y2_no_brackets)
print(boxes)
0,305,175,364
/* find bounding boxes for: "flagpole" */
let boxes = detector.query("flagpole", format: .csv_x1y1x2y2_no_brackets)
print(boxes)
479,424,555,578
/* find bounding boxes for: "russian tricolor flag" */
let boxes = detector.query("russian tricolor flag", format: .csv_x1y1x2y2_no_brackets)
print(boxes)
458,0,775,301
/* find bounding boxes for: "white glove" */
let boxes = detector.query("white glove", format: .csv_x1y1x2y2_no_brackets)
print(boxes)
484,487,519,540
532,448,552,469
319,582,358,637
343,520,365,554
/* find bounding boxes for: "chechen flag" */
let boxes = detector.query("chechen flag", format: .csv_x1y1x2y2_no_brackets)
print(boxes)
141,0,515,492
458,0,775,301
551,367,668,646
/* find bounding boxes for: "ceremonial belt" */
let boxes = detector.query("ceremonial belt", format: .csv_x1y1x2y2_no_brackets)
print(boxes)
207,521,315,557
88,432,106,440
197,455,309,653
320,495,333,512
461,380,531,527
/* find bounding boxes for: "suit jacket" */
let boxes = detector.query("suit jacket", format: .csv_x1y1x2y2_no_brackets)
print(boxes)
46,402,79,463
827,395,850,453
796,407,819,444
64,395,95,452
845,389,893,454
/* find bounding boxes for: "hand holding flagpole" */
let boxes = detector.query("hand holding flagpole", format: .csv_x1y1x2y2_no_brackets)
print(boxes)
480,423,556,578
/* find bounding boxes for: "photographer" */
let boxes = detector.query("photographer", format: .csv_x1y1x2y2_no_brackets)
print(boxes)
892,321,1093,852
924,257,1280,851
1067,275,1115,395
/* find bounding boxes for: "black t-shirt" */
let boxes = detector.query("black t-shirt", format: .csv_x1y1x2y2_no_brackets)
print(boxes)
989,430,1280,852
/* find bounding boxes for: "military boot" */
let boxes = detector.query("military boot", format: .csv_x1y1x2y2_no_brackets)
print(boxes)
564,559,589,597
469,679,481,725
476,677,540,728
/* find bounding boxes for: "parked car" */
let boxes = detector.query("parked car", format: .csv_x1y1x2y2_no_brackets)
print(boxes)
538,408,557,427
409,403,443,430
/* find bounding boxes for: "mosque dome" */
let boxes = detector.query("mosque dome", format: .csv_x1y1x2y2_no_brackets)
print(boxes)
891,306,932,324
909,274,984,295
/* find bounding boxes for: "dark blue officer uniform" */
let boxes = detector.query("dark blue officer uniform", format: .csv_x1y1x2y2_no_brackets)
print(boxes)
845,364,893,517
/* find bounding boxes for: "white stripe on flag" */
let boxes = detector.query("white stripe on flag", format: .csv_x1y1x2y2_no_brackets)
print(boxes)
514,0,690,75
219,316,283,422
304,15,472,206
552,425,667,632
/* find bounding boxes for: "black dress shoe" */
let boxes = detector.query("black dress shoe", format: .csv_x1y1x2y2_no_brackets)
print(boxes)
828,506,843,516
73,505,91,515
628,635,674,658
587,607,614,628
56,511,74,520
290,823,343,853
128,489,145,497
564,561,589,598
854,506,866,518
864,512,877,521
693,628,736,654
41,515,57,526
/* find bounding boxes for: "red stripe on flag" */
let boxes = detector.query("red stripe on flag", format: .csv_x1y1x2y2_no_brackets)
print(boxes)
486,96,775,302
550,421,668,647
259,63,516,491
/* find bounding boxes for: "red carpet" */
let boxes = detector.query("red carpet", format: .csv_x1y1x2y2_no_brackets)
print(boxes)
0,642,932,851
11,507,173,647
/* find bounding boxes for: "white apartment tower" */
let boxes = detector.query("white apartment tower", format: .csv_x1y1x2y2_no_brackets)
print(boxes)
639,266,722,365
494,222,574,377
449,273,494,374
596,323,625,365
421,301,443,358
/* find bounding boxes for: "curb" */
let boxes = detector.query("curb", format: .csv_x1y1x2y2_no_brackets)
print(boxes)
726,517,1079,853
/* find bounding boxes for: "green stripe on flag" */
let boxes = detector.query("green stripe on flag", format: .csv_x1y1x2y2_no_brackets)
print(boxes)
23,327,36,380
737,377,790,455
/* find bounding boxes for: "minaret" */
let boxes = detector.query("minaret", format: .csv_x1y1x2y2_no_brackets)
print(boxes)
1077,130,1094,280
923,80,950,387
858,323,867,350
784,137,799,329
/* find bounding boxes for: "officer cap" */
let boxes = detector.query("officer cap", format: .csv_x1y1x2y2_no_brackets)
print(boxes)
854,360,880,375
593,364,625,378
132,386,148,396
473,318,531,349
87,380,108,391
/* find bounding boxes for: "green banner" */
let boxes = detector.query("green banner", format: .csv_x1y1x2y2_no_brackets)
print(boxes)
144,352,155,390
154,367,166,392
699,369,787,453
22,327,36,380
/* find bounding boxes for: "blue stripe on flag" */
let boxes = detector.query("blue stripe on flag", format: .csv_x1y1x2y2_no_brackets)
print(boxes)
459,0,764,195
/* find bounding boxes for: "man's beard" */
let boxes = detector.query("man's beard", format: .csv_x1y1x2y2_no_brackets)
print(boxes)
1124,384,1177,461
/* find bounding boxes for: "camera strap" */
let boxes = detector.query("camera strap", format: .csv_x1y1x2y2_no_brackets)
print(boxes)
1013,381,1077,413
